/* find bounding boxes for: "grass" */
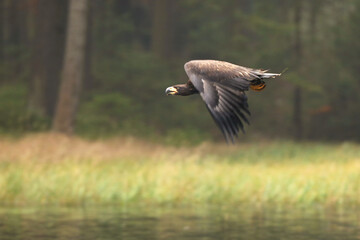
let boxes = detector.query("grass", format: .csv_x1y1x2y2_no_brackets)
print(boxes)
0,133,359,207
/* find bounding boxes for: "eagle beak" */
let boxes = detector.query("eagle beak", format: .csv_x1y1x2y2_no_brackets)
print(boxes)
165,86,177,95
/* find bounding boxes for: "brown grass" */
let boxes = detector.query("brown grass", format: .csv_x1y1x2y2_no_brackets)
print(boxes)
0,133,359,207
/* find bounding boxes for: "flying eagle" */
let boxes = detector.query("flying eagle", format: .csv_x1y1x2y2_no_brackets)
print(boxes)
165,60,281,142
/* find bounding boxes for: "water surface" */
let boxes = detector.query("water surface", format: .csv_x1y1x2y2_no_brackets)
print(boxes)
0,206,359,240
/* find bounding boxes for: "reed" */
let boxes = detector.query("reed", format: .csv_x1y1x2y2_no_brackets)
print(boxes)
0,134,359,207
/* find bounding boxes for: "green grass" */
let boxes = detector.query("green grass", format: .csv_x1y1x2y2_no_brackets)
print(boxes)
0,134,359,207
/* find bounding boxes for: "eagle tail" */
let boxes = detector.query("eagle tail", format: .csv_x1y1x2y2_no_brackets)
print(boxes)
261,72,281,79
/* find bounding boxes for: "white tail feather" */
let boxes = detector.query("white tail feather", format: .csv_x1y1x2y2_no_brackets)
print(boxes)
261,72,281,78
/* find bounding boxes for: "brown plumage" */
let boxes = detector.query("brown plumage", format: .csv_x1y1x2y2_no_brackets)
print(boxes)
165,60,281,142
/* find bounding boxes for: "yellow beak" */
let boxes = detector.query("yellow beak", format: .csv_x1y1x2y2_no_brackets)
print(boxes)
165,87,178,95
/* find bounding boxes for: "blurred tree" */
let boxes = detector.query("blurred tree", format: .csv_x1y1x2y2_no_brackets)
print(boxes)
151,0,173,58
0,0,4,62
292,0,304,140
329,0,360,140
8,0,21,46
0,0,358,141
83,0,93,90
113,0,131,15
7,0,28,77
53,0,89,134
29,0,68,118
309,0,323,43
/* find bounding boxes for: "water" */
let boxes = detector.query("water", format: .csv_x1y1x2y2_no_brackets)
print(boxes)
0,206,359,240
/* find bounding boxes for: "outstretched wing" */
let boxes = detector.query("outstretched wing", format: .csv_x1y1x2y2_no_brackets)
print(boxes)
199,79,250,142
184,61,252,142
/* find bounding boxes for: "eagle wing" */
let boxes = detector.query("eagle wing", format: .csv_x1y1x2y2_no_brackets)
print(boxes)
184,60,253,142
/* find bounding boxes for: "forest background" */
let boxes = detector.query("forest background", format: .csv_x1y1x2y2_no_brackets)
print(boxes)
0,0,359,144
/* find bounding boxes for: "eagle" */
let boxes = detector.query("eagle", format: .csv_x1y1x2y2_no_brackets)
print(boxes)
165,60,281,142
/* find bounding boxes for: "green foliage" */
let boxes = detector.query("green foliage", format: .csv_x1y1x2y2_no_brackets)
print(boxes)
0,84,49,133
77,92,145,136
1,0,360,141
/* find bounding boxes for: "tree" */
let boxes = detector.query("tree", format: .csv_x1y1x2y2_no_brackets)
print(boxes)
292,0,303,140
0,0,4,62
8,0,21,46
29,0,68,117
83,0,93,90
53,0,89,134
6,0,28,78
151,0,173,58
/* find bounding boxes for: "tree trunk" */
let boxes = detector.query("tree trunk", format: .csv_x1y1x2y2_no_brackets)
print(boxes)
151,0,172,58
52,0,89,134
29,0,68,117
7,0,25,77
8,0,21,46
309,0,324,44
293,0,303,140
293,86,303,139
0,0,4,62
83,0,93,90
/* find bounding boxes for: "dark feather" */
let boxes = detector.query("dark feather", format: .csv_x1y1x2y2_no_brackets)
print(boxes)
186,67,251,141
173,59,281,142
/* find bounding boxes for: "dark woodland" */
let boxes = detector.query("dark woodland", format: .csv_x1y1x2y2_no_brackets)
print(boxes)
0,0,359,143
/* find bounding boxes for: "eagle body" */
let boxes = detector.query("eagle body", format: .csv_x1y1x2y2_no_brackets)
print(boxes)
165,60,281,142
